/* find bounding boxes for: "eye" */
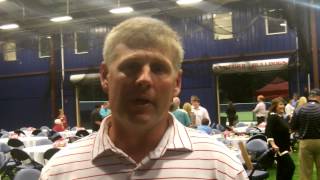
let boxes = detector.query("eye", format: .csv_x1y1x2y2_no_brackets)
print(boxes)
151,62,170,75
118,61,141,76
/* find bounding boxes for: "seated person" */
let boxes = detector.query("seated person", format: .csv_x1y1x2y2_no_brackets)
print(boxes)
197,118,212,135
99,102,111,118
91,104,103,131
52,119,65,132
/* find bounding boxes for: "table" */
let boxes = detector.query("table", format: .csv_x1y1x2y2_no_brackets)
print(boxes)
0,136,49,147
58,129,93,138
23,144,54,165
211,134,250,149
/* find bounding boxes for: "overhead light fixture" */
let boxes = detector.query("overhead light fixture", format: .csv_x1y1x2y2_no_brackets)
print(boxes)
0,0,7,2
0,23,19,30
280,23,287,27
50,15,73,22
109,7,133,14
176,0,203,5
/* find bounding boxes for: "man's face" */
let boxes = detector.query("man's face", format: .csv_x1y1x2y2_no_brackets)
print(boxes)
191,100,200,108
101,44,181,129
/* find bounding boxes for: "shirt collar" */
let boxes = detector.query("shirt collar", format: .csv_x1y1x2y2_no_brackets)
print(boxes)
308,99,319,103
91,113,193,161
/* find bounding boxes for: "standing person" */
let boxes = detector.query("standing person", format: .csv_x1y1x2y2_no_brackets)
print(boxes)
296,96,307,109
291,88,320,180
190,95,211,127
252,95,266,125
285,100,295,122
291,93,299,107
52,119,65,132
183,102,196,127
40,17,247,180
90,104,103,131
170,98,191,127
57,109,68,129
169,103,190,127
172,96,182,109
265,97,295,180
226,101,237,126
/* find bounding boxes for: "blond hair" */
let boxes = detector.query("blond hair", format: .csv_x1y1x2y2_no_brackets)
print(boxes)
102,17,184,70
183,102,192,114
297,96,307,108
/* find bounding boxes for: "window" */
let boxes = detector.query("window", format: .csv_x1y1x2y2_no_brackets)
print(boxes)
213,12,233,40
265,9,287,35
74,31,89,54
39,36,51,58
3,41,16,61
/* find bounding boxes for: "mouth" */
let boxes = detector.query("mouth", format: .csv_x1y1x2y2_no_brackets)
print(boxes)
134,98,153,106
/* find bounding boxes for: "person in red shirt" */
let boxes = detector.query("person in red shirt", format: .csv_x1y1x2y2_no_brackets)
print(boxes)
57,109,68,129
52,119,65,132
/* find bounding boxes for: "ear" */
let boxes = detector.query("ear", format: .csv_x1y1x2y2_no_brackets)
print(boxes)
173,69,182,97
100,63,109,94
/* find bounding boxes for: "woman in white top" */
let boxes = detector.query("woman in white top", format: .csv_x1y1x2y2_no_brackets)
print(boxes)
252,95,266,125
285,100,295,122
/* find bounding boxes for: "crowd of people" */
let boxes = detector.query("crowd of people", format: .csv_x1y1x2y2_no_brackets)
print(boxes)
248,92,320,180
41,16,320,180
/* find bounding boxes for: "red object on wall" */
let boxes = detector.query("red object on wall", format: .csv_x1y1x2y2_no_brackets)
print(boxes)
256,77,289,99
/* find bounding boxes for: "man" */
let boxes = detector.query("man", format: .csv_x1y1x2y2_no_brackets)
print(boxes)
190,95,211,126
171,97,191,127
252,95,266,125
291,88,320,180
40,17,247,180
172,96,182,109
169,98,191,127
197,118,212,135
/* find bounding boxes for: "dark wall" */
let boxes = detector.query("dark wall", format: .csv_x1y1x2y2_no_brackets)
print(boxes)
0,75,51,130
174,6,296,59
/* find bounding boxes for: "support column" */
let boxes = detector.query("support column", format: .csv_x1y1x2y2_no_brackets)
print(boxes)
49,37,57,119
310,0,319,88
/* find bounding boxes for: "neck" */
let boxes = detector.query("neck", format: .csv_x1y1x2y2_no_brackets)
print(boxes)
108,116,170,163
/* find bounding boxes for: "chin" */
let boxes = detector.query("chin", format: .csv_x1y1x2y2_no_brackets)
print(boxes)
128,114,153,123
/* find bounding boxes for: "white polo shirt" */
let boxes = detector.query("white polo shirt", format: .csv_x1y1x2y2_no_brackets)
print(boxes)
40,114,247,180
192,105,211,126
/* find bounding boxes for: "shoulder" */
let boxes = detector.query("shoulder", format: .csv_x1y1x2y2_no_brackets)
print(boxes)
175,109,187,115
177,108,187,113
267,112,279,119
199,106,209,112
40,134,97,179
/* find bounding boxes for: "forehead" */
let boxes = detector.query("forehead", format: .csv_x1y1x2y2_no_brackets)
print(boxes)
112,44,173,64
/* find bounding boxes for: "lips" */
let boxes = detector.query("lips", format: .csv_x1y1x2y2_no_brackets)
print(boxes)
134,98,152,105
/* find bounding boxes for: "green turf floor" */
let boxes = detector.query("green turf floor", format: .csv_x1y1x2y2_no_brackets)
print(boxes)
267,149,318,180
220,111,256,122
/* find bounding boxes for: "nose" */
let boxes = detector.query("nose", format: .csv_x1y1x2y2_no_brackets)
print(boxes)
136,65,152,87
